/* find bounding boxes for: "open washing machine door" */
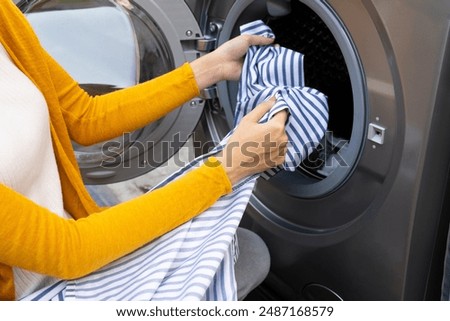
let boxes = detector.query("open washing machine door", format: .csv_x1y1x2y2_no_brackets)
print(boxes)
20,0,206,185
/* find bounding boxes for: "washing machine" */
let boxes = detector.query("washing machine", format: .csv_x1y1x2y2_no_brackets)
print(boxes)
17,0,450,300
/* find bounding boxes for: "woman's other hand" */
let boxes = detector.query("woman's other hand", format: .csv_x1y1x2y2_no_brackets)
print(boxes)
214,97,289,185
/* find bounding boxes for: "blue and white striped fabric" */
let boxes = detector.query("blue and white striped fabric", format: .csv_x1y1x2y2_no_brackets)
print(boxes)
21,20,328,301
237,20,328,176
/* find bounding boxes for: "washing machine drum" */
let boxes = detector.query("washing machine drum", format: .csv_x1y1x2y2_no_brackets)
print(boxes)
22,0,202,184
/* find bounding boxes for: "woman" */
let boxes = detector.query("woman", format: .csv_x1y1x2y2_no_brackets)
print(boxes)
0,0,288,300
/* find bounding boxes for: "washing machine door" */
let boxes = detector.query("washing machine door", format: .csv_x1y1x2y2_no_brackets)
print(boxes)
20,0,205,185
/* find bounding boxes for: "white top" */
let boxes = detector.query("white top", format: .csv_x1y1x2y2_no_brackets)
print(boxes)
0,43,71,299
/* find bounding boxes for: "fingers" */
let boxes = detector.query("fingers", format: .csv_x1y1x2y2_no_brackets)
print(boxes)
245,97,276,122
245,34,275,46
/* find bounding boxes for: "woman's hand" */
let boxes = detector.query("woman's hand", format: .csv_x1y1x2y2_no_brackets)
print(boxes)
190,34,274,89
191,34,282,185
214,97,289,185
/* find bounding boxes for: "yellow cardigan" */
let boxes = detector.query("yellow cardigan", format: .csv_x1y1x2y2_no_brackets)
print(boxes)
0,0,231,300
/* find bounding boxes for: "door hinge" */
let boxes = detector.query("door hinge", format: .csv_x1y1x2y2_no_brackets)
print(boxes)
196,21,223,52
200,86,218,100
196,38,217,52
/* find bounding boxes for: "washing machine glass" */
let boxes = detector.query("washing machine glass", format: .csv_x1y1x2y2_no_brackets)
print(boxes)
22,0,202,185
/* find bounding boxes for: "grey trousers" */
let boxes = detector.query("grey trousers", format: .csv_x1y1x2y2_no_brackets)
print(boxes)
235,227,271,300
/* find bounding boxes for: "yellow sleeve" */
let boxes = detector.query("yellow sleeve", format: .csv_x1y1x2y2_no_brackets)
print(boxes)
0,159,231,279
43,48,200,146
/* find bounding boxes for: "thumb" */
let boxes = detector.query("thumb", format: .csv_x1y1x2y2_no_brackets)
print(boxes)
269,109,289,125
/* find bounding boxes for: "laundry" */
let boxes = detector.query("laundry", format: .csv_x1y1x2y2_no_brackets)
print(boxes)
21,20,328,301
237,20,329,177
